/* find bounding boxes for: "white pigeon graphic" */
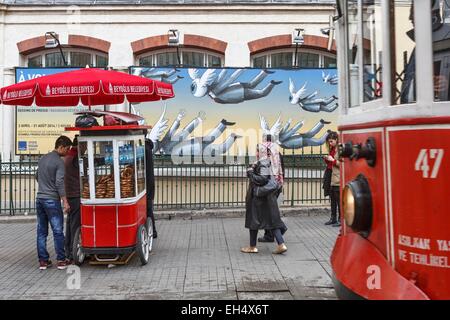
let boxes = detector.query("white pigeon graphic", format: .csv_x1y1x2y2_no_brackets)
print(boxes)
288,78,338,113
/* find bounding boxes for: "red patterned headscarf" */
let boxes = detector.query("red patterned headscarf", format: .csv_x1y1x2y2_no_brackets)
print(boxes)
257,141,284,185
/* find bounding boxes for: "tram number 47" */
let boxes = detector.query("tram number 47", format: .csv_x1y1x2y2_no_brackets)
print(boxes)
414,149,444,179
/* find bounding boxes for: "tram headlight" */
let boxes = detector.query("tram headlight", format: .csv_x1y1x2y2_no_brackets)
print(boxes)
342,174,372,234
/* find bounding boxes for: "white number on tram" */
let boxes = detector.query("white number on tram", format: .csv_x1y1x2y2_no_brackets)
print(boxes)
415,149,444,179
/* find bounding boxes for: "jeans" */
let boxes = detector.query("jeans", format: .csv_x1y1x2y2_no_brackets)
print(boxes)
36,198,66,262
64,197,81,260
272,228,285,245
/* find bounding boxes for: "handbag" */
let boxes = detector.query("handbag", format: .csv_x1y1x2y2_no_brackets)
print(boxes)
75,114,99,128
254,175,280,198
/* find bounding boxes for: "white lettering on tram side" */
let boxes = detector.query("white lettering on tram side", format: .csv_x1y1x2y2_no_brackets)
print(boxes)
409,252,450,268
415,149,444,179
437,240,450,252
398,234,431,250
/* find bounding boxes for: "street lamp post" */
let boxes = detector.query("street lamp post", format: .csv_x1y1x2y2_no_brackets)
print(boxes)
292,28,304,68
168,29,181,66
45,32,67,66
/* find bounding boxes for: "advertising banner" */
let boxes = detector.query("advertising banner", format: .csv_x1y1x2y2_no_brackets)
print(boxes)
15,68,103,155
130,67,338,157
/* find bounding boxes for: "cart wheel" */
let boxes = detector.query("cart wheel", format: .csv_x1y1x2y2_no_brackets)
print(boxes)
73,227,85,266
136,225,149,265
146,218,154,253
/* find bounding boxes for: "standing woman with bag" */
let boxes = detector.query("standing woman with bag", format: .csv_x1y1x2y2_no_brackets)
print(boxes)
323,131,341,227
241,135,287,254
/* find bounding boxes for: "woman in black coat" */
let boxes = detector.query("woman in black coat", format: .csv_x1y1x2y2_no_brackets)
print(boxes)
241,138,287,254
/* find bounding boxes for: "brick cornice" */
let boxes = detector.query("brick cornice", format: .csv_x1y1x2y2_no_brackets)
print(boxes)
131,34,227,56
248,34,336,55
183,34,227,55
68,35,111,54
17,35,47,56
17,34,110,55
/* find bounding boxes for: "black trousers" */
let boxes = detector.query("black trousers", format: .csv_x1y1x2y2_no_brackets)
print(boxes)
146,196,157,233
64,197,81,260
249,230,258,247
330,186,340,221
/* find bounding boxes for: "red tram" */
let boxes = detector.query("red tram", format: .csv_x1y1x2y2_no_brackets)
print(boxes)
331,0,450,299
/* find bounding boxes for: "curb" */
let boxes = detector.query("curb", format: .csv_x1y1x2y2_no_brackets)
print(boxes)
0,206,330,224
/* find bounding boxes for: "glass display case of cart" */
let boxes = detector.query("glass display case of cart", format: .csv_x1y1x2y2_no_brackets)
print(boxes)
79,136,146,202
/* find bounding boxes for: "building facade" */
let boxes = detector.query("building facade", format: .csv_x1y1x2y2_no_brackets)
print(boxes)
0,0,336,158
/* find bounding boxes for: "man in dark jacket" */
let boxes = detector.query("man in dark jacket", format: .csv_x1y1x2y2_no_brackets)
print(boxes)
64,136,83,263
144,135,157,238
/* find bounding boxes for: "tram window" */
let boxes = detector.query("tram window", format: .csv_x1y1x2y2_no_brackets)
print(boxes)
432,0,450,102
362,0,383,102
393,0,416,105
347,0,360,108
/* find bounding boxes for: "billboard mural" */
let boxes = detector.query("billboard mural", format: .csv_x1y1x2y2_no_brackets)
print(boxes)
15,68,103,155
130,67,338,158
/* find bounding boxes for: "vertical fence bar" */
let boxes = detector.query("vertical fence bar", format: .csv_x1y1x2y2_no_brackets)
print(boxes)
0,153,2,214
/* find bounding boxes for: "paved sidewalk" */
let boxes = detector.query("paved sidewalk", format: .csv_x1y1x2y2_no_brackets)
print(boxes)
0,212,339,300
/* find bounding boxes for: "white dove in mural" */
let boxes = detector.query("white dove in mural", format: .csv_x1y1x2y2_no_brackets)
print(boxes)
147,104,169,152
322,71,338,85
289,78,338,113
188,68,282,104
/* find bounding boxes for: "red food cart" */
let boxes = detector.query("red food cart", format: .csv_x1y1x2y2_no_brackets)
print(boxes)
66,113,153,265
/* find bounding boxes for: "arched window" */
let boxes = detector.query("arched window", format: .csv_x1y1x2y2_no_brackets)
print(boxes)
137,48,223,67
132,34,227,68
26,48,108,68
248,34,337,69
18,34,110,68
252,48,336,68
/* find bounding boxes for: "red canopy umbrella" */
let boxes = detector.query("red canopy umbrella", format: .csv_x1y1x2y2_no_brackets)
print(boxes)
0,68,174,107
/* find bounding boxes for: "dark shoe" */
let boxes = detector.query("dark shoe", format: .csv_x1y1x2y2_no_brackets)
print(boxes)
271,80,283,85
320,119,332,124
57,260,68,270
332,221,341,227
39,260,52,270
258,236,274,243
153,230,158,239
324,219,337,225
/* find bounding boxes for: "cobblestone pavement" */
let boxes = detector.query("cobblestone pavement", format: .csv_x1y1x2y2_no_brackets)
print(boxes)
0,212,339,300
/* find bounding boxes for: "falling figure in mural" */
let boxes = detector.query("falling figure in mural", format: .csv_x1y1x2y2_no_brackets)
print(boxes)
134,67,184,84
289,78,338,113
188,68,282,104
322,71,338,85
259,113,330,149
148,106,240,156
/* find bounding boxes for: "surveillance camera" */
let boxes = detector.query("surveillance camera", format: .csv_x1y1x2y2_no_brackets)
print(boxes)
321,27,331,36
